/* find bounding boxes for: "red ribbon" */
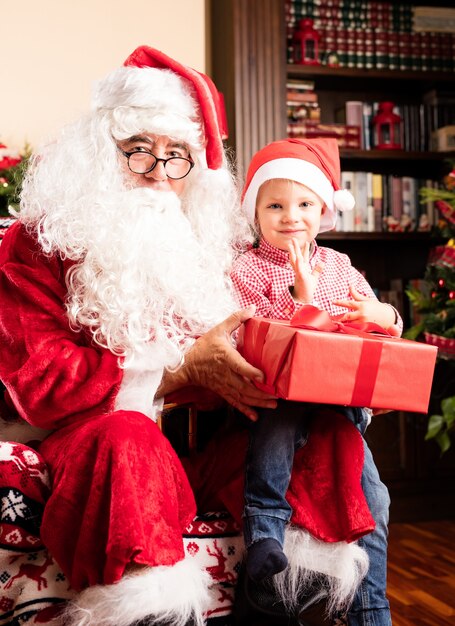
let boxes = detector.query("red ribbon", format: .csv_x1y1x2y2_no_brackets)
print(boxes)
290,305,391,338
289,305,391,407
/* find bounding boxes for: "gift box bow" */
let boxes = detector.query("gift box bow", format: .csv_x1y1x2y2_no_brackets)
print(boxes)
290,304,391,338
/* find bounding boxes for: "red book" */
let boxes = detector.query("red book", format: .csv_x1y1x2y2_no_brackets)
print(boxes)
286,90,319,103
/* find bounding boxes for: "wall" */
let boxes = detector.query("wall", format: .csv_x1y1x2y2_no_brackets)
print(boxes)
1,0,206,151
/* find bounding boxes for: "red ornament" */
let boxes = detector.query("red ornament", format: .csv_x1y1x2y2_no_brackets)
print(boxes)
435,200,455,225
0,143,22,170
372,102,402,150
449,291,454,299
438,278,445,287
292,19,321,65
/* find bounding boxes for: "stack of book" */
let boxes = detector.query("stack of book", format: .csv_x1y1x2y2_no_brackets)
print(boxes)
287,80,361,147
336,171,439,233
335,94,455,152
285,0,455,72
287,121,361,148
287,79,321,126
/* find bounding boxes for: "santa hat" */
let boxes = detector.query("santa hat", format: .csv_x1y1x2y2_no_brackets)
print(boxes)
242,138,355,233
94,45,226,171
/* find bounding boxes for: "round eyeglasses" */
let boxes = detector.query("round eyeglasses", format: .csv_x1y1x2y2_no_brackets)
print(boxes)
119,149,194,180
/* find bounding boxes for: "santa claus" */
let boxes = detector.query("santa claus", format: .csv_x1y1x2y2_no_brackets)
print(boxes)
0,47,390,626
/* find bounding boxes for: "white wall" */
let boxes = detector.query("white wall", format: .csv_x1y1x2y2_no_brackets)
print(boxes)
1,0,206,151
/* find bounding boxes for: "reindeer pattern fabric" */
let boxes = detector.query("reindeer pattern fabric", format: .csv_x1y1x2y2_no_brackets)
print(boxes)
0,442,74,624
0,442,244,624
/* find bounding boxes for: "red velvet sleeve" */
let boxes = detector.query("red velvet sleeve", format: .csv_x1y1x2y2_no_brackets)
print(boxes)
0,222,122,429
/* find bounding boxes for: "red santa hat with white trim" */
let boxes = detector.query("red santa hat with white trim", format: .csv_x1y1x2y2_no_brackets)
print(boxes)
242,137,355,233
92,45,228,170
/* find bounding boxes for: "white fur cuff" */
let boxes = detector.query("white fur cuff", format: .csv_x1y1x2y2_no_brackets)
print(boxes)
62,558,212,626
272,525,369,616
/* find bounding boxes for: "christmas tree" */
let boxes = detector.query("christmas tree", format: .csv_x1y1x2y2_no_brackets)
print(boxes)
405,165,455,453
0,142,30,217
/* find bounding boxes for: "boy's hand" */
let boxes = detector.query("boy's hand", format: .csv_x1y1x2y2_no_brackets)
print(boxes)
333,286,396,330
288,239,324,303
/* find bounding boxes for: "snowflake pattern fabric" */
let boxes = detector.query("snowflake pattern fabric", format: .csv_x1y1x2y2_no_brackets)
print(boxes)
0,444,245,624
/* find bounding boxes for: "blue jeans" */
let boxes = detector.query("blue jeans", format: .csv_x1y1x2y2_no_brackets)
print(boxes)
347,409,392,626
243,399,309,548
243,402,392,626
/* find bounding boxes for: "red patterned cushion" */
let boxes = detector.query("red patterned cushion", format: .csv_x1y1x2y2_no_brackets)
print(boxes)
0,442,243,624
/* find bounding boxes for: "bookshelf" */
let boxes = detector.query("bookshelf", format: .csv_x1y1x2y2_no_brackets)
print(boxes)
210,0,455,521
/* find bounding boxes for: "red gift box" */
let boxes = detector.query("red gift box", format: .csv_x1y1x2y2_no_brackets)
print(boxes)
237,307,438,413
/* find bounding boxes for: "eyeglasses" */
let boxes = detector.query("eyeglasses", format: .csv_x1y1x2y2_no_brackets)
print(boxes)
119,148,194,180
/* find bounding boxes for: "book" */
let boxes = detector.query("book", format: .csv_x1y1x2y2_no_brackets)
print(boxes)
390,176,403,222
366,172,375,232
286,90,319,103
362,102,373,150
413,7,455,34
345,101,364,148
353,171,368,231
340,171,355,232
381,175,390,220
372,174,383,232
401,177,417,229
286,79,315,92
418,103,428,152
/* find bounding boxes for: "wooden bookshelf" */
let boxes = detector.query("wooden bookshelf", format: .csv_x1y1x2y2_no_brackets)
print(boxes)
287,63,455,86
210,0,455,521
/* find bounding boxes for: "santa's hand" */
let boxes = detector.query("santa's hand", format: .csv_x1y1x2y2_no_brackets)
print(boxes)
288,239,324,303
160,306,278,421
333,286,396,330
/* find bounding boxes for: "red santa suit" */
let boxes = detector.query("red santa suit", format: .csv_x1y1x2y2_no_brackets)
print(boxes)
0,221,196,589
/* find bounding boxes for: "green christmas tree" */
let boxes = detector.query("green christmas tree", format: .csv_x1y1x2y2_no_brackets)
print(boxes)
0,142,30,216
405,166,455,453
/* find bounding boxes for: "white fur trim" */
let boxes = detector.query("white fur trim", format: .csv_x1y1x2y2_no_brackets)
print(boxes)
62,558,212,626
114,339,184,420
333,189,355,212
114,367,163,421
242,158,336,233
114,344,168,420
92,67,195,116
271,525,369,616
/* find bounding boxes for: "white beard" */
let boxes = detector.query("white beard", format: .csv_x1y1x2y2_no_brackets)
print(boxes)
65,187,237,370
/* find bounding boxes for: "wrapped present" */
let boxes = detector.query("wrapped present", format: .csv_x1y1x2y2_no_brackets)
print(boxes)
237,306,438,413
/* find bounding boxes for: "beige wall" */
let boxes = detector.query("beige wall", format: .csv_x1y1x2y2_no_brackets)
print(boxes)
1,0,206,151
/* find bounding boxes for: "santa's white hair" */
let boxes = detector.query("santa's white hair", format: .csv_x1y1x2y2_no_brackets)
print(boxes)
19,66,251,371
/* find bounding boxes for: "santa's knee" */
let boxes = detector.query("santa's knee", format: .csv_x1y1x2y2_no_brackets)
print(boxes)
41,410,166,470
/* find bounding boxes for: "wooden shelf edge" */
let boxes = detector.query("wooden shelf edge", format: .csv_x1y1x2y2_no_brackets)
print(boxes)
318,231,443,241
287,64,455,83
340,149,455,161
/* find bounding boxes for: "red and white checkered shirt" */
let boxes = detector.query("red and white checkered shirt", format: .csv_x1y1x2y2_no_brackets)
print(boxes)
231,237,403,334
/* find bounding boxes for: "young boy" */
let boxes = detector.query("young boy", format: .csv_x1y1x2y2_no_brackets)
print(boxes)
231,139,401,622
